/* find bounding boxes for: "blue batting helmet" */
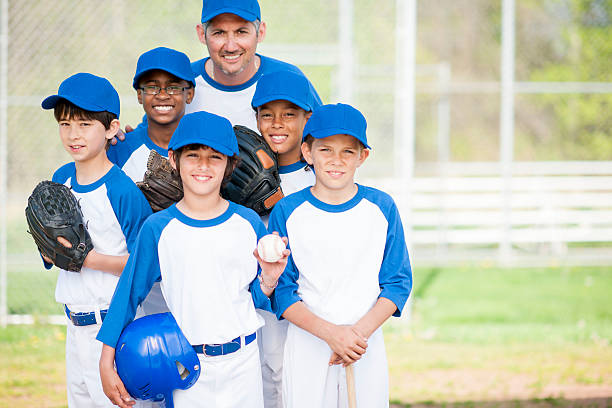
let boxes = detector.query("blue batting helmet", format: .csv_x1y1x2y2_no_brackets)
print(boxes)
115,313,200,407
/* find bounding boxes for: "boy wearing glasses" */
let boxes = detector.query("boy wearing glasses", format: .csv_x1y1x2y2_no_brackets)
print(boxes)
107,47,194,183
107,46,194,317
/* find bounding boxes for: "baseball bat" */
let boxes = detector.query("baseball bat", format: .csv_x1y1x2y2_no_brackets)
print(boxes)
346,363,356,408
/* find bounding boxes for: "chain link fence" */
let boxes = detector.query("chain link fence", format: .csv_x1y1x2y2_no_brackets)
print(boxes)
1,0,611,322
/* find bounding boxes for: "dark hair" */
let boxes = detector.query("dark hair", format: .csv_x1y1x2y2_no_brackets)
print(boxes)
53,99,117,130
53,100,117,149
172,143,239,187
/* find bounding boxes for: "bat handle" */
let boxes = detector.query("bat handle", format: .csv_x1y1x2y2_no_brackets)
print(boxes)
346,363,356,408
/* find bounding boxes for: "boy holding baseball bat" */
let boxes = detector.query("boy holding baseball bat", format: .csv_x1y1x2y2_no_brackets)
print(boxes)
250,69,320,407
97,111,289,408
268,103,412,407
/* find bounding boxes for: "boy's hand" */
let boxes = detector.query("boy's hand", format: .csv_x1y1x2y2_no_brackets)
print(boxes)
100,346,135,407
324,325,368,365
110,125,134,145
328,327,368,366
253,233,290,296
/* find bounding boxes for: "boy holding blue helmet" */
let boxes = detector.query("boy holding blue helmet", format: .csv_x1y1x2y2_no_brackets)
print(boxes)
40,73,152,408
269,104,413,407
107,46,195,317
250,69,319,407
98,111,290,408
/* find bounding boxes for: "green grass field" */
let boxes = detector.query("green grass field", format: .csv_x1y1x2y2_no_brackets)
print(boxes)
1,265,611,407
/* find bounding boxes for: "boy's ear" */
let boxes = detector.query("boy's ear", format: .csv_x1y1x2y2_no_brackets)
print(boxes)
305,111,312,120
186,86,195,104
105,119,121,140
168,150,177,170
301,142,313,165
137,89,144,105
356,148,370,167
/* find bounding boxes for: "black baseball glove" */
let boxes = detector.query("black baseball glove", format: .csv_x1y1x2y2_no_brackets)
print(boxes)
221,125,284,215
25,181,93,272
136,150,184,212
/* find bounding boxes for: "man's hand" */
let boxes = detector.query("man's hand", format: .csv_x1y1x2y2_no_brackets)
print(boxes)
110,125,134,145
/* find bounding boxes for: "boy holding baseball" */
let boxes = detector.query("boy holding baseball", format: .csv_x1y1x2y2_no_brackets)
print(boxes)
250,69,319,407
40,73,152,407
268,103,412,407
106,46,195,316
97,111,289,408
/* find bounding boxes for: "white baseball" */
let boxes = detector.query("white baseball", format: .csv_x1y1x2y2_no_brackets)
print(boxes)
257,234,286,263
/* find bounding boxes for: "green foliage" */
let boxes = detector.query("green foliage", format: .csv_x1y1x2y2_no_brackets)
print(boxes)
516,0,612,160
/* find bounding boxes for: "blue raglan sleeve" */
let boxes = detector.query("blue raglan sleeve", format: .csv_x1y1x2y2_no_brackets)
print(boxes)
107,172,152,254
378,198,413,317
268,204,302,320
96,220,162,348
246,212,273,313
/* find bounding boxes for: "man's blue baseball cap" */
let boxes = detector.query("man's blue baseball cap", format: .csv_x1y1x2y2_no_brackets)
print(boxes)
41,73,120,118
168,111,239,156
303,103,370,149
252,71,315,112
201,0,261,23
133,47,196,89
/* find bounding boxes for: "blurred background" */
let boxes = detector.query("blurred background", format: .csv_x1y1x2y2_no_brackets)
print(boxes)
0,0,611,407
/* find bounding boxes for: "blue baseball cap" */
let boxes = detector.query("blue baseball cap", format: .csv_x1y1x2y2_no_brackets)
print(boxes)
169,111,239,156
252,71,315,112
201,0,261,23
303,103,370,149
133,47,196,90
41,73,120,118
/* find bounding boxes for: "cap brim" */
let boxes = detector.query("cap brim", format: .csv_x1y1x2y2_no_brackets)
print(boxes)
133,67,196,89
251,94,311,111
202,8,258,23
41,94,110,113
305,127,371,149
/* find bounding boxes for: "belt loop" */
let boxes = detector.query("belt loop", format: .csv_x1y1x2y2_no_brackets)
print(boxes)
94,309,103,325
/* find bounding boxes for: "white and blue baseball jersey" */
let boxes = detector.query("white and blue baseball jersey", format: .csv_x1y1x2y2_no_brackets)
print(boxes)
48,163,152,408
97,202,273,348
50,163,152,307
268,185,411,407
188,54,322,131
278,161,315,198
106,126,168,183
270,184,412,322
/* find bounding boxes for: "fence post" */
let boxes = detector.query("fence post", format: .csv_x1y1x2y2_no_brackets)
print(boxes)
394,0,417,323
338,0,354,104
500,0,515,264
0,0,9,327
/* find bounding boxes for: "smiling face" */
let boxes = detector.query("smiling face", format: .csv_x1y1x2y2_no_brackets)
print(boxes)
256,100,311,166
58,116,118,164
197,13,265,84
302,134,369,202
170,144,229,200
137,70,194,127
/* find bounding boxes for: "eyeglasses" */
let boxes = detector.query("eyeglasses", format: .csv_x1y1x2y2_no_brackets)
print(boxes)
139,85,191,95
